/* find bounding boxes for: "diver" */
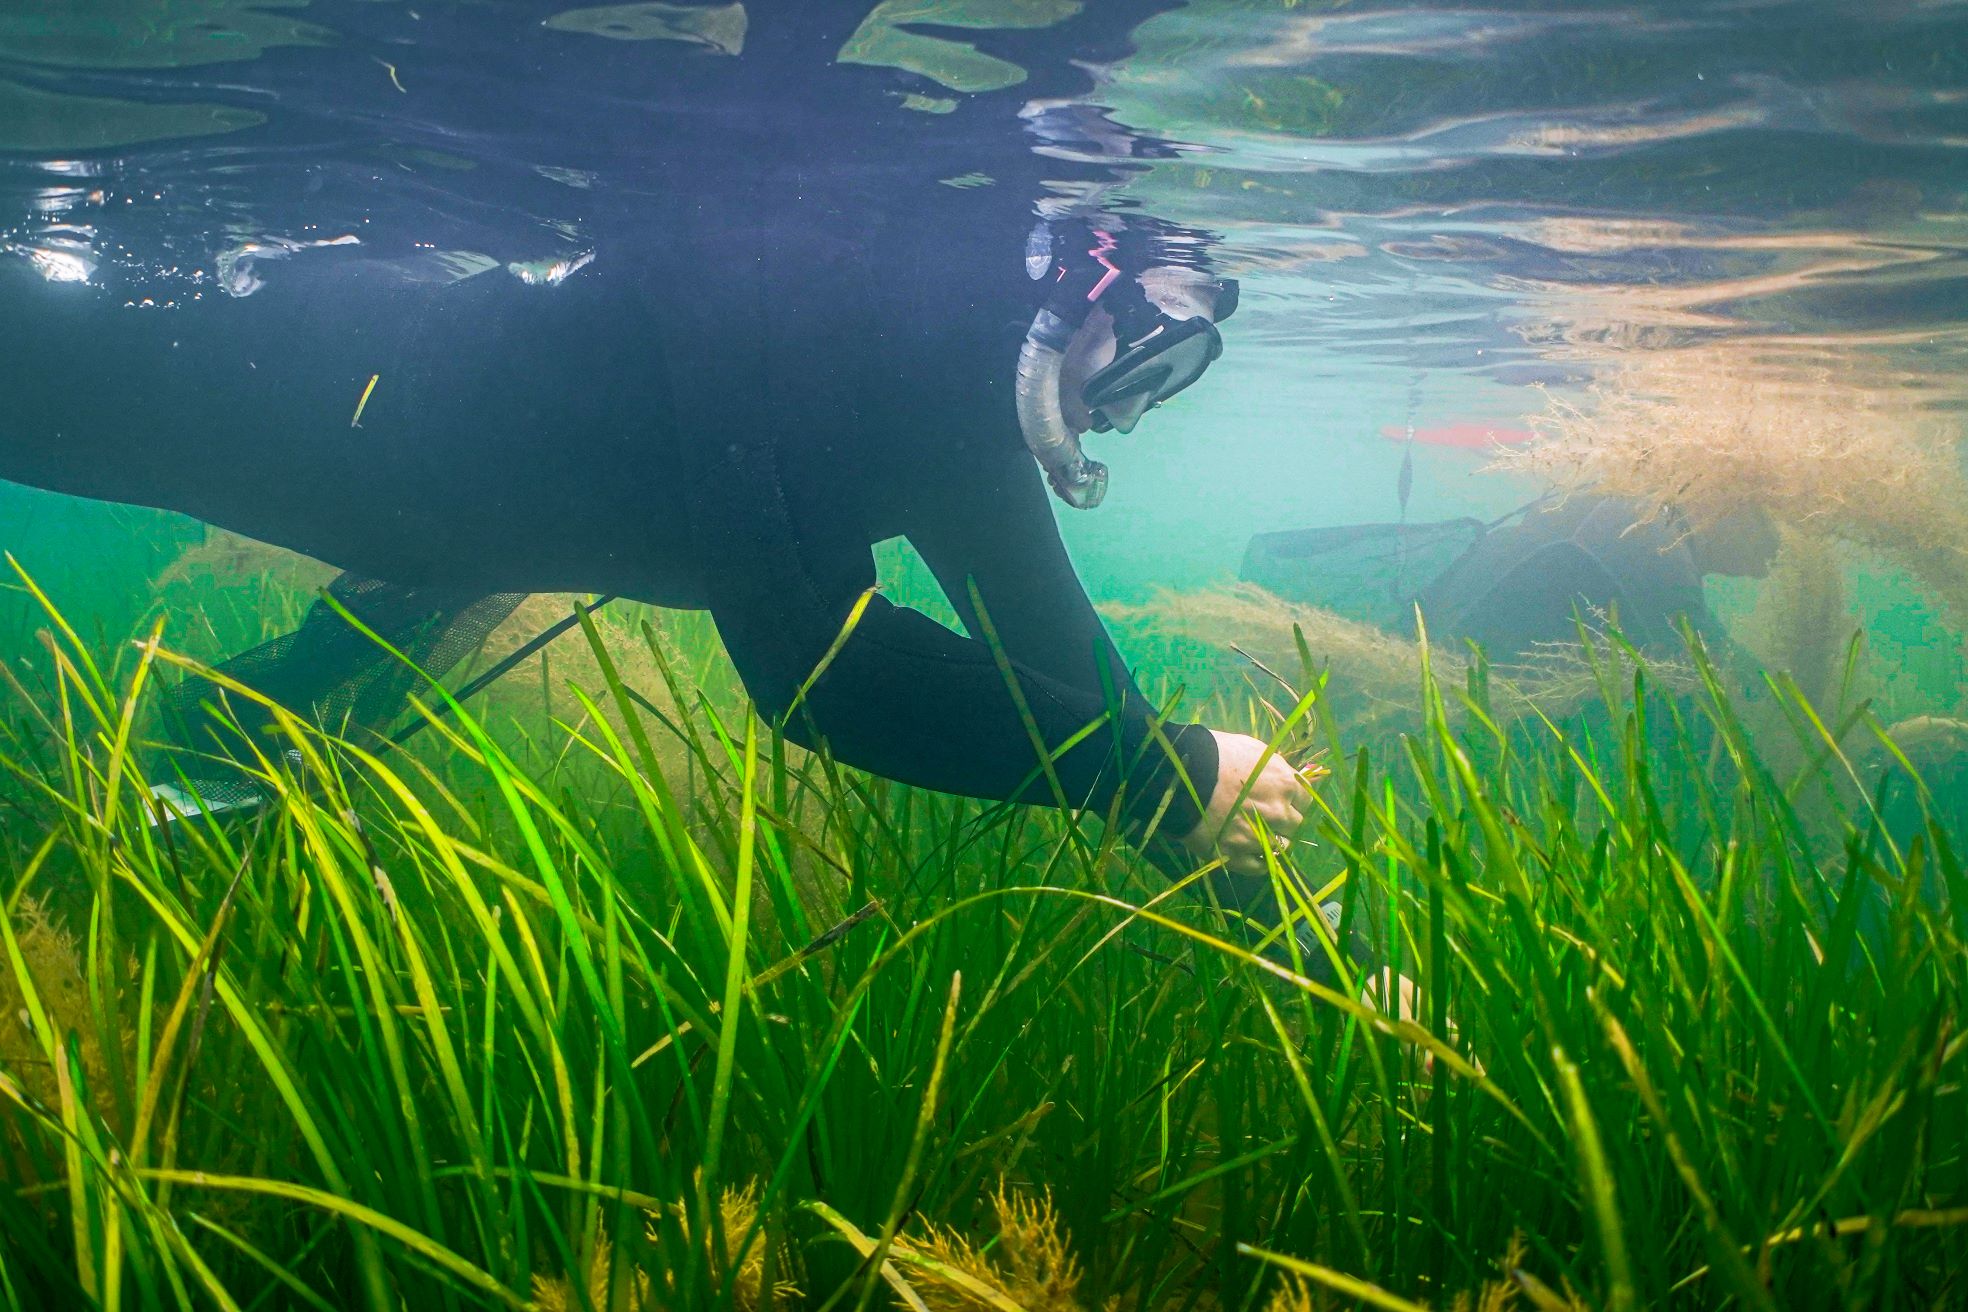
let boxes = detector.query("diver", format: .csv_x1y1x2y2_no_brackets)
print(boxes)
0,212,1313,887
1244,494,1779,659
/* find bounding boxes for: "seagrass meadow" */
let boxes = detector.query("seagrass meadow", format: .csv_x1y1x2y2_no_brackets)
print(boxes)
1,552,1965,1312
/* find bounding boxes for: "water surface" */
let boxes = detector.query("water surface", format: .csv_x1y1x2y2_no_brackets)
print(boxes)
3,0,1964,673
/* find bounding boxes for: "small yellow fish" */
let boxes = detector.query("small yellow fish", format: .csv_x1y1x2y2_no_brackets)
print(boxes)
351,374,379,428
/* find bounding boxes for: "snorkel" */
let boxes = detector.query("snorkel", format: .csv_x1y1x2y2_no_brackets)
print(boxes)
1017,223,1238,509
1017,306,1109,509
1016,225,1120,508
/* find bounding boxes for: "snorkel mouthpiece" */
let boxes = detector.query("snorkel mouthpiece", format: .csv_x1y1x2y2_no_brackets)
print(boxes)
1050,453,1110,509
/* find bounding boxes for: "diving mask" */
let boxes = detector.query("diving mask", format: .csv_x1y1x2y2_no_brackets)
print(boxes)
1014,219,1239,509
1080,313,1223,435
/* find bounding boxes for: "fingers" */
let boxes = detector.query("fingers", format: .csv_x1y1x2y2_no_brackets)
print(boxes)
1216,816,1307,877
1180,732,1322,870
1359,969,1483,1081
1245,757,1309,814
1361,967,1421,1025
1217,765,1308,876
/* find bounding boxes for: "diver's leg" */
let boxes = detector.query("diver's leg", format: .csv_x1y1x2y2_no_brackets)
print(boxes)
153,580,527,820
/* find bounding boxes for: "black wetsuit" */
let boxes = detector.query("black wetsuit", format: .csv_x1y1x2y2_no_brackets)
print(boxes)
0,178,1220,832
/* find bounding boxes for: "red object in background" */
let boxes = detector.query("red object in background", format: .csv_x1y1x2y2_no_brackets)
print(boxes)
1381,421,1535,450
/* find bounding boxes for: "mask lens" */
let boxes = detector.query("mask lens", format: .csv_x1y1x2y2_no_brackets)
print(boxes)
1082,317,1222,434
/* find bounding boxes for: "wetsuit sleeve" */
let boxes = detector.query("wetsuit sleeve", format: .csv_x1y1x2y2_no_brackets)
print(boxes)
904,443,1220,831
692,435,1218,836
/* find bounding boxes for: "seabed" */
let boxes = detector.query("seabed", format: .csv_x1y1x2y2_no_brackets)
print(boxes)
1,545,1963,1312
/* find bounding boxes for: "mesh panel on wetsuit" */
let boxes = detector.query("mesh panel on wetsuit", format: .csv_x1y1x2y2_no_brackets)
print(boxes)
1240,518,1488,632
164,575,526,776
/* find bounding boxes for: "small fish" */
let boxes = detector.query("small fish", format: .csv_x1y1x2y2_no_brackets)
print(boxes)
1396,438,1414,518
373,56,407,93
351,374,380,427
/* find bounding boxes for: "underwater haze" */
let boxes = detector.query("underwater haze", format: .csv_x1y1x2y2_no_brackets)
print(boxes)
2,3,1967,1311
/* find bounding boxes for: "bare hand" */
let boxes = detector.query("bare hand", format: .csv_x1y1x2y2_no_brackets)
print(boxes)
1361,968,1483,1080
1176,730,1314,882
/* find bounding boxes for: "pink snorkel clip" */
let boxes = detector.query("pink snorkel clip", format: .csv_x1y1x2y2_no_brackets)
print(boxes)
1087,229,1121,302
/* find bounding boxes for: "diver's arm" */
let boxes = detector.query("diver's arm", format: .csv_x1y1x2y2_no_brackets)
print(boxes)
905,442,1147,709
905,448,1321,875
902,452,1228,832
696,445,1217,830
726,587,1216,829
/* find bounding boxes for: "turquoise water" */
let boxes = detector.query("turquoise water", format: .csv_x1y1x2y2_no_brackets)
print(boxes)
2,0,1966,717
4,9,1968,1309
1059,2,1968,593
